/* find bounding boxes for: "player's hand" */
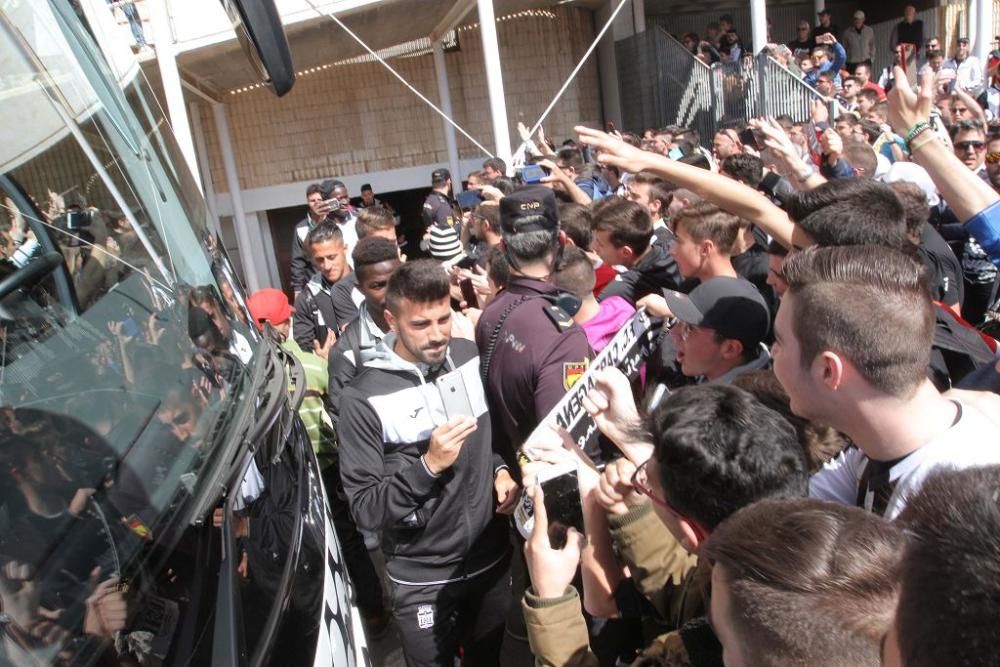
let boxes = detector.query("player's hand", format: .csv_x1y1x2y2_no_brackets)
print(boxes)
494,468,520,514
425,416,476,474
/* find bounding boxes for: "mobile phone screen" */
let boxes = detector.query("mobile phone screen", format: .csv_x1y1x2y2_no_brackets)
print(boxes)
540,470,584,548
459,278,478,306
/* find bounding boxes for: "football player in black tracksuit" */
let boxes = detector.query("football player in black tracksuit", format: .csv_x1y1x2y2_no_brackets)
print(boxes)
338,260,517,667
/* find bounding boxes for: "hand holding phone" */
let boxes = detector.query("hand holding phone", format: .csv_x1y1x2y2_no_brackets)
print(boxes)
425,416,477,474
523,483,583,598
459,278,479,308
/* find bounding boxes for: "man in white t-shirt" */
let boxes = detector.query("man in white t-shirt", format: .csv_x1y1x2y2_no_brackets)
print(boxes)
771,245,1000,519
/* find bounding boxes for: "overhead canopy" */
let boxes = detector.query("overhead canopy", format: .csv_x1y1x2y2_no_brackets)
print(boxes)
176,0,602,95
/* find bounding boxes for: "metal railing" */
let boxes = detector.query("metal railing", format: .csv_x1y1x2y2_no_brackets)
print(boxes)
617,28,836,146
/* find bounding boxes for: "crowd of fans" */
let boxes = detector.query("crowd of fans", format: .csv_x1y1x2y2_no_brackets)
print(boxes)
248,41,1000,665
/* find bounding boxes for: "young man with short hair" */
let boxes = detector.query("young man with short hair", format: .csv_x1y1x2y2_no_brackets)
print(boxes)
883,466,1000,667
706,498,905,667
665,277,772,384
772,245,1000,518
558,202,616,296
326,236,402,421
338,260,516,666
481,157,506,184
522,382,809,665
291,182,328,295
627,170,674,247
355,206,398,243
669,202,740,282
552,246,636,353
592,197,682,305
292,222,354,356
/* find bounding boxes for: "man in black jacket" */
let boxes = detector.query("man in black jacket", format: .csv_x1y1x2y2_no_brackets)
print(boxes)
292,222,356,355
338,260,517,666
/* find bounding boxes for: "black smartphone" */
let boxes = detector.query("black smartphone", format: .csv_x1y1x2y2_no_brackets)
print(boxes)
739,127,760,151
459,277,478,307
538,465,584,549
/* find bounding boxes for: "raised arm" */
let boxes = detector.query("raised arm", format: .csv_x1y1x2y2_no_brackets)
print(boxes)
888,66,999,222
575,126,812,249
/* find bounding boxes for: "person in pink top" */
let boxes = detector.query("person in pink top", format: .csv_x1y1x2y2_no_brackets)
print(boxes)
554,246,636,352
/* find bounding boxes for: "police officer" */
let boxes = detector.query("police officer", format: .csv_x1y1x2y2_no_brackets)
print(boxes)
421,168,462,260
475,185,593,469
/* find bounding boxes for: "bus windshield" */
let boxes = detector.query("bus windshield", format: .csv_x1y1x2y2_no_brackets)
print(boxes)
0,1,268,664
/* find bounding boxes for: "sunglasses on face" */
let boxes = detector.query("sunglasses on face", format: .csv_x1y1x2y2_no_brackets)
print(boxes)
955,140,986,151
986,151,1000,163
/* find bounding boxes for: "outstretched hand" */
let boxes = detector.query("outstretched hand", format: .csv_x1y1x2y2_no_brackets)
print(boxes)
575,126,653,175
887,65,934,137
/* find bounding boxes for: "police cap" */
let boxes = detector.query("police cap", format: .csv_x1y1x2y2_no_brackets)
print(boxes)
499,185,559,234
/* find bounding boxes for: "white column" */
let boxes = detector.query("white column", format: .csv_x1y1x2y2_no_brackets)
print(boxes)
596,0,624,128
751,0,768,55
189,101,219,234
433,40,463,190
477,0,512,169
211,103,261,293
975,0,993,64
632,0,646,34
147,0,201,186
814,0,824,22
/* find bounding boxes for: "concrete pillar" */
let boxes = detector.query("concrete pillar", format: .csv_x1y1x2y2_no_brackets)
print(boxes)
212,103,262,293
189,101,219,234
433,40,463,190
477,0,512,169
632,0,646,34
974,0,993,65
147,0,201,186
814,0,824,22
750,0,768,54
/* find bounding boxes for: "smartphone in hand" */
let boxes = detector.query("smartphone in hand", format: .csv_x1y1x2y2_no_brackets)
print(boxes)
436,369,475,420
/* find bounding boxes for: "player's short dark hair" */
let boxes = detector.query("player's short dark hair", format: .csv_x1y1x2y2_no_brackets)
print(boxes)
352,237,400,280
630,171,676,209
591,197,652,255
644,384,808,531
483,157,507,174
787,179,906,249
553,246,596,300
355,207,395,239
895,466,1000,667
706,498,905,666
782,245,934,396
887,181,930,240
673,202,741,254
385,259,450,314
305,221,345,249
558,203,594,250
485,245,510,291
556,147,585,171
720,154,764,188
306,183,322,198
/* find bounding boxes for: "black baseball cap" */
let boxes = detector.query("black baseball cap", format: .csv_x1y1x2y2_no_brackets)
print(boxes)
499,185,559,234
431,168,451,184
664,277,770,346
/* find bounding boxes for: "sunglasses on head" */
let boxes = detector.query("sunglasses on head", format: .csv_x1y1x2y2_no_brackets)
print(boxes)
955,140,986,151
986,151,1000,164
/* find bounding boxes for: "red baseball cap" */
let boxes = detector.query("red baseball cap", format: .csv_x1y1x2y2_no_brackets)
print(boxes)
246,288,293,330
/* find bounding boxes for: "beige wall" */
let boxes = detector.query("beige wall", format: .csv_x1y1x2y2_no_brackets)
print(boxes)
196,6,602,194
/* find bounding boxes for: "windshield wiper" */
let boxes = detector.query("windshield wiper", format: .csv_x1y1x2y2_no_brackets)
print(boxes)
187,337,282,525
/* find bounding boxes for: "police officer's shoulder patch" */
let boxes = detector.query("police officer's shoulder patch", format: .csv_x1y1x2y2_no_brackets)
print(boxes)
543,304,573,330
563,360,588,390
